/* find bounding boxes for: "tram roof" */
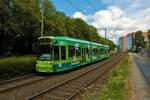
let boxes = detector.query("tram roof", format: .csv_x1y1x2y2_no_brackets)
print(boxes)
38,36,109,48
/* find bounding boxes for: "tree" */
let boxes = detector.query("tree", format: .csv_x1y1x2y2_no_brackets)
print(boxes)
10,0,41,54
134,31,145,48
0,0,15,56
0,0,115,56
148,29,150,43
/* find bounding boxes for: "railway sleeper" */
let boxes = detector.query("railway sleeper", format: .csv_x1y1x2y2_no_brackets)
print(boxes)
62,85,81,90
73,79,90,84
56,87,76,92
42,90,72,98
37,94,65,100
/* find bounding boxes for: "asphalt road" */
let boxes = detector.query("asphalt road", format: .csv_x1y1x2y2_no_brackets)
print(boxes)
133,53,150,86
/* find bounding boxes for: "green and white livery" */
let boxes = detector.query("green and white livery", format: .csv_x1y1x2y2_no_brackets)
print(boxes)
36,36,110,73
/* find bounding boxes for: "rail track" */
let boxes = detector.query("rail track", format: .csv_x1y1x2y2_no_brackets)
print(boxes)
0,54,123,100
27,55,122,100
0,74,36,85
0,74,50,93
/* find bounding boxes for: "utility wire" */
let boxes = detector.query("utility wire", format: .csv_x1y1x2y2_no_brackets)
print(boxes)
86,0,97,12
67,0,107,38
86,0,102,26
67,0,85,14
66,0,94,60
67,0,108,38
86,0,107,38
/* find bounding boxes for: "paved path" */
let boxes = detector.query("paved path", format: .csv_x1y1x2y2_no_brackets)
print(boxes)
132,53,150,86
129,53,150,100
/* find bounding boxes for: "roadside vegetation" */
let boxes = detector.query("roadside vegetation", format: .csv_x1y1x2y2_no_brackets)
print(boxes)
0,55,36,80
0,0,115,57
0,0,115,81
99,55,128,100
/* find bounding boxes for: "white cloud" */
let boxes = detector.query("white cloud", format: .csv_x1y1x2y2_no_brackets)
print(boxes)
108,6,125,19
72,4,150,44
73,12,87,21
92,6,139,31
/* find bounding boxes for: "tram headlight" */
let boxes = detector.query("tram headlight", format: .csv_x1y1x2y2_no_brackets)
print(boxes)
48,62,52,65
37,61,41,64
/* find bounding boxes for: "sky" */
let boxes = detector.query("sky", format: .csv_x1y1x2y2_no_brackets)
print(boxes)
52,0,150,44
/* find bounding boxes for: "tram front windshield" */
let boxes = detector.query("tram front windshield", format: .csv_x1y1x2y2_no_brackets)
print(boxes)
38,43,52,61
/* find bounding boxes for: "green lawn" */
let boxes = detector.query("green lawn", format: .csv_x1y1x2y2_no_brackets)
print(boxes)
0,55,36,80
98,55,128,100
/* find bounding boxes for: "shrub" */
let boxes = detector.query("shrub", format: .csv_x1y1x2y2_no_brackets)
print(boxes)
0,55,36,80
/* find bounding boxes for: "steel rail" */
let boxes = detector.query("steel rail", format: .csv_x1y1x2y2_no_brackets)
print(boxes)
0,74,36,85
0,75,50,93
0,55,119,94
67,56,122,99
27,54,122,100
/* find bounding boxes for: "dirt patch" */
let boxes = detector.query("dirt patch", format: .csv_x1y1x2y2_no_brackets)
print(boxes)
124,56,133,100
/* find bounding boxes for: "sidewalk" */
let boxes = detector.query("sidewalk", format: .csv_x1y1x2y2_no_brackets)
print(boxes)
129,53,150,100
133,53,150,86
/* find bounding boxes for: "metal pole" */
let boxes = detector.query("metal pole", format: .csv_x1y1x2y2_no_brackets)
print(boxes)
41,0,44,37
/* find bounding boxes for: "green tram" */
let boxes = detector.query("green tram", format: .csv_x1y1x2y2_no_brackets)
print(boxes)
36,36,110,73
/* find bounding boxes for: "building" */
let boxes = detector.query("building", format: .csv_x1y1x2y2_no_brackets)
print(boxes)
126,33,133,50
122,36,127,51
142,32,148,39
119,32,149,52
119,37,123,51
119,35,127,52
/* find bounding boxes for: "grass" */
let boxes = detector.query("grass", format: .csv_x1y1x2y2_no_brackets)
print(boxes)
98,54,128,100
0,55,36,80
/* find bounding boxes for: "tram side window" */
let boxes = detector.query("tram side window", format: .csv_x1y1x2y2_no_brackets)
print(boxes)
93,48,96,56
95,48,97,56
97,48,100,56
102,49,104,54
100,49,103,54
104,49,106,54
97,48,99,55
69,46,75,58
106,49,108,54
95,48,97,55
86,48,90,57
61,46,66,60
98,48,100,54
99,49,101,54
76,47,81,57
54,46,59,60
92,48,94,56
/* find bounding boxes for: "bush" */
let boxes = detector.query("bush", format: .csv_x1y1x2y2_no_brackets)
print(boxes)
0,55,36,80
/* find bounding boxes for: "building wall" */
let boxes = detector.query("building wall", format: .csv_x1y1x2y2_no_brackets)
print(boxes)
142,32,148,39
119,37,123,51
122,36,127,51
127,34,133,50
119,36,127,52
119,32,148,52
